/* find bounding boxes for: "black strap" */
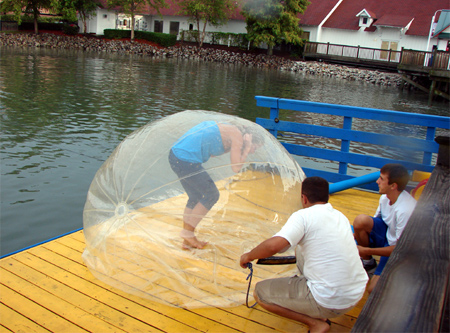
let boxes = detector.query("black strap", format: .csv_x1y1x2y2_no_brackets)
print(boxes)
245,263,257,308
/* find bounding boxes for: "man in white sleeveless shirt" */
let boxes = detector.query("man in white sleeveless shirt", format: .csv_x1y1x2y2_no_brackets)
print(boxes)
240,177,368,333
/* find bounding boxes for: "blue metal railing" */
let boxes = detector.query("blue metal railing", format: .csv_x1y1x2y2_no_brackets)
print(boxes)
255,96,450,192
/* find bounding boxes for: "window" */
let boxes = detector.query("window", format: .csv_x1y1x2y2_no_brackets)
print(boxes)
123,19,128,27
300,31,310,40
380,41,398,60
362,17,368,25
154,20,163,33
189,24,193,31
170,22,180,35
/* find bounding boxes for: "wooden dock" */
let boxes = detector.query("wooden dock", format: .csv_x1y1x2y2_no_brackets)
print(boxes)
303,41,450,104
0,188,379,332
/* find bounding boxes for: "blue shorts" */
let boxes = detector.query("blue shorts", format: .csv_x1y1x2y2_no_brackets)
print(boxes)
369,217,389,276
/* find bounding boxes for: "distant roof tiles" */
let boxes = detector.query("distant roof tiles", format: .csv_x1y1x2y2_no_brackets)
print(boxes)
373,15,414,28
316,0,449,36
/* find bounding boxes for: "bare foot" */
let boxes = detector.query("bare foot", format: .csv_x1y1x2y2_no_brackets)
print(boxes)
182,236,208,250
308,319,331,333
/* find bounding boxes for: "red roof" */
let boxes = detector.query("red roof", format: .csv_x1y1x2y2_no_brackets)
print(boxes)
100,0,244,20
298,0,341,26
97,0,448,37
373,15,414,28
320,0,450,36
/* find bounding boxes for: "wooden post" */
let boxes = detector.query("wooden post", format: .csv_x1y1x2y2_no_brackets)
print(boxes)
429,79,437,106
352,135,450,332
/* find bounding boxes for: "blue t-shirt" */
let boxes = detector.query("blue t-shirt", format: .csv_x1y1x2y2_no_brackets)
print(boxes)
172,121,225,163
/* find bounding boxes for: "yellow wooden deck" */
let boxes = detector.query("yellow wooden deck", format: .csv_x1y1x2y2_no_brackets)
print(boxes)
0,188,379,333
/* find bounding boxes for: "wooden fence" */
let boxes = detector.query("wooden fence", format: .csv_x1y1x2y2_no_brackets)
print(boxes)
304,41,450,71
401,48,450,70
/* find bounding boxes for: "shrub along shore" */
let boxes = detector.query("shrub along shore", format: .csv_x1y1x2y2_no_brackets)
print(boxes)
1,32,404,87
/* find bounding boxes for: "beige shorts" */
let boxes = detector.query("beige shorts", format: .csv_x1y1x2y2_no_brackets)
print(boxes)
254,251,354,318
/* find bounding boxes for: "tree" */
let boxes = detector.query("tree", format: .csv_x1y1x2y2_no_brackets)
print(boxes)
242,0,310,55
0,0,56,34
107,0,167,41
58,0,100,33
178,0,237,48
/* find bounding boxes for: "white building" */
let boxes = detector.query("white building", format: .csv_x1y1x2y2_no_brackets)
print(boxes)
79,0,450,52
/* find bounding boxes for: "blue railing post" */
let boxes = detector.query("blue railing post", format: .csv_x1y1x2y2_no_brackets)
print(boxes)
269,99,280,138
339,116,352,175
423,126,436,165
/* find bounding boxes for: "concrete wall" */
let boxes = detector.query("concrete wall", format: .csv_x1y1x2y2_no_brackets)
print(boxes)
80,9,246,38
79,8,116,34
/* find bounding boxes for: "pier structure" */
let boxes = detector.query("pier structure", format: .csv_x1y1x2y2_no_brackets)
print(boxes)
304,41,450,105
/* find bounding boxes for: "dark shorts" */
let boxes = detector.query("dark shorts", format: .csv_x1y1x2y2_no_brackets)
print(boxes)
369,217,389,276
169,149,220,210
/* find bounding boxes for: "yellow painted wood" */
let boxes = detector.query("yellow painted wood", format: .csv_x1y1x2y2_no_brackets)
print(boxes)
0,267,126,332
0,282,86,332
1,188,380,333
3,254,186,333
0,303,50,333
33,243,274,332
27,246,235,333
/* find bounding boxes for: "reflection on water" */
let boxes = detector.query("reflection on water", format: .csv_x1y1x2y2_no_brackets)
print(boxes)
1,47,449,255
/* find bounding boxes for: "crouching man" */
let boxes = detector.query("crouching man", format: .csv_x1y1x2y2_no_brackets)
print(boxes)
240,177,368,333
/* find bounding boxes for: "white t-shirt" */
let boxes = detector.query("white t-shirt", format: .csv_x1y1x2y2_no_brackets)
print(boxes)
375,191,417,246
274,203,368,309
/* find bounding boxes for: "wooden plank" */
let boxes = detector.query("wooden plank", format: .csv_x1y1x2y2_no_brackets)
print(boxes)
0,303,49,333
26,245,240,332
2,256,176,333
55,223,355,331
30,243,291,332
0,267,126,332
0,187,381,333
0,283,86,332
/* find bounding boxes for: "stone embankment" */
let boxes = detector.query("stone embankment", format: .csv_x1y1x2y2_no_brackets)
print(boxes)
1,32,403,87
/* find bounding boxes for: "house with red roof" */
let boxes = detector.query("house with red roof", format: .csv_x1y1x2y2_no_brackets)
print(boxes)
80,0,449,52
299,0,450,52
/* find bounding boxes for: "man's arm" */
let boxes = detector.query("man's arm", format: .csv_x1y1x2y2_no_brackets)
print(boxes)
357,244,395,257
240,236,290,268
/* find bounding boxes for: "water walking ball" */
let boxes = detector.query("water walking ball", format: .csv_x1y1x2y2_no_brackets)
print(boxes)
82,110,306,308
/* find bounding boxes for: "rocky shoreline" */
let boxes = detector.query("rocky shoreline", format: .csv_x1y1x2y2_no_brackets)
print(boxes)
1,32,404,87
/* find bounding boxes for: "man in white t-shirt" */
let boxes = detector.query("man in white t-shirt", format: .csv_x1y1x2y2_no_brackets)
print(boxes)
240,177,368,333
353,163,417,293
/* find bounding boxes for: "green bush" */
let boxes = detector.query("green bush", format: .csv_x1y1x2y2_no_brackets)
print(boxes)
135,31,176,47
104,29,177,47
104,29,131,39
62,23,79,35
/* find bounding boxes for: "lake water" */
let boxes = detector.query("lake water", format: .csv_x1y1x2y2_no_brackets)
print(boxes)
1,46,448,256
